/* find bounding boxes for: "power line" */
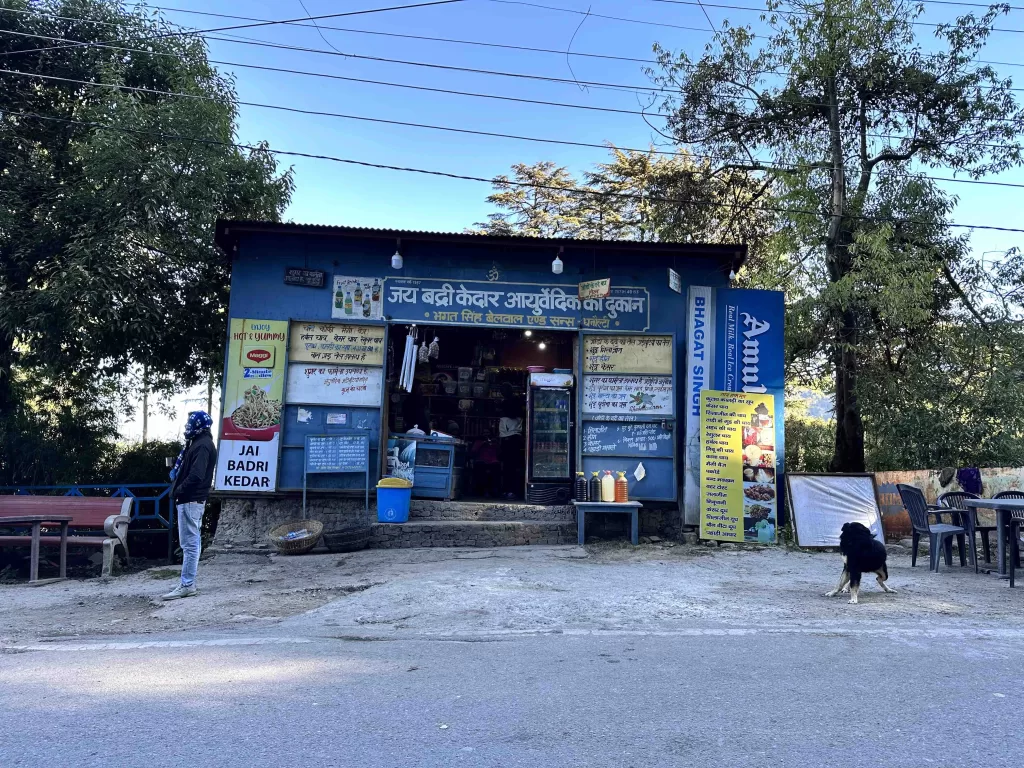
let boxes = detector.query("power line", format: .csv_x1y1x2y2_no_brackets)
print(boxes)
3,63,1020,189
495,0,1024,33
113,3,1024,71
6,23,1024,120
4,108,1023,233
0,0,466,57
648,0,1024,19
2,27,1020,149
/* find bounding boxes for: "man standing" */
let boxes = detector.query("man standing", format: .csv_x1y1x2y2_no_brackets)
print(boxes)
163,411,217,601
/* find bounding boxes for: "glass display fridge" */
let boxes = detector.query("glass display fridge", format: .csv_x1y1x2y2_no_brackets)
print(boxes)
526,373,574,504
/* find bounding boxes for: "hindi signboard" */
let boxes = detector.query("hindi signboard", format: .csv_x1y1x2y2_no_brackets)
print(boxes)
284,267,326,288
578,278,611,300
384,277,650,332
288,322,385,366
581,422,674,458
583,334,673,375
285,365,383,407
582,375,674,416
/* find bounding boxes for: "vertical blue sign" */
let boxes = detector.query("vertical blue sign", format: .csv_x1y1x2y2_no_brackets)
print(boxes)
714,289,786,488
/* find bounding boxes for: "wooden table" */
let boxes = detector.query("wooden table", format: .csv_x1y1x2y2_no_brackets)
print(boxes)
963,499,1024,578
0,515,73,584
573,501,642,545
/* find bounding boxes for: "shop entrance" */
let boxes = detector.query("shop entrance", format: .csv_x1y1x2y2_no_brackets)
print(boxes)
385,325,575,503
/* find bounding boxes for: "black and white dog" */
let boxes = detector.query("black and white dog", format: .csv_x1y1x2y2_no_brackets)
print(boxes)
825,522,897,604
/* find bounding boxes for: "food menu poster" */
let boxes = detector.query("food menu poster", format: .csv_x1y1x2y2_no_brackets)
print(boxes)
288,322,385,365
333,275,384,321
700,390,777,543
583,335,673,375
215,318,289,493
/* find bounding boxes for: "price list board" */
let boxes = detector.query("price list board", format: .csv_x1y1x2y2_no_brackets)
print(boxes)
581,422,673,458
303,431,371,514
699,390,777,543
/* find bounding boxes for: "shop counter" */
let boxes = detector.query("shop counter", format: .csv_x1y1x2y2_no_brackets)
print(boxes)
389,434,466,501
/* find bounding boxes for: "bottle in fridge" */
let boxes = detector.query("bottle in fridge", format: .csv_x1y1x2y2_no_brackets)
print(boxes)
526,373,574,505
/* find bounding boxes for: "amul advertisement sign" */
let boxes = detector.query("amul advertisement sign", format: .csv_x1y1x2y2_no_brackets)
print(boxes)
215,319,289,492
714,289,785,492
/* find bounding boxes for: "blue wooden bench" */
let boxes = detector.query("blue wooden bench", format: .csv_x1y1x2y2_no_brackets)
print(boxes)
573,500,642,545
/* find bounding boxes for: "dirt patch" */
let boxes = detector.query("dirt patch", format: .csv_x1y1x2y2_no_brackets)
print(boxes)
2,544,1022,645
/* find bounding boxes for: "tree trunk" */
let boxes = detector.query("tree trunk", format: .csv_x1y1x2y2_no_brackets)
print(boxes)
822,71,867,472
0,336,15,486
141,366,149,445
830,309,866,472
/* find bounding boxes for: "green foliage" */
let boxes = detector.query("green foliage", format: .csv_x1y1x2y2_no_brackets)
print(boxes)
102,439,183,485
784,397,834,473
0,0,293,484
475,148,779,257
650,0,1024,471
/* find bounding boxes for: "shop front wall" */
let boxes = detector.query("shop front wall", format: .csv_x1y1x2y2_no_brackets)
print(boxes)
219,231,731,498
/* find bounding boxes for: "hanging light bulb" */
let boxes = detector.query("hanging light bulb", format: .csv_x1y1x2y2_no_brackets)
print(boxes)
538,342,547,350
524,330,533,338
729,269,737,281
552,247,564,275
392,238,403,270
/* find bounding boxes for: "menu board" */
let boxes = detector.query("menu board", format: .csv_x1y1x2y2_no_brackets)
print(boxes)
581,422,674,457
700,390,777,543
582,375,673,416
286,364,383,406
305,434,369,474
289,322,385,365
583,335,673,374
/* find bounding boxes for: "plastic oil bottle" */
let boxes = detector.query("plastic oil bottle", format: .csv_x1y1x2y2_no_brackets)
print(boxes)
614,471,629,503
574,472,588,502
588,472,602,502
601,470,615,502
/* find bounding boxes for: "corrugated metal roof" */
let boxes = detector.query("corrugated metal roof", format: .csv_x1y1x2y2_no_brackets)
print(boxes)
215,219,747,268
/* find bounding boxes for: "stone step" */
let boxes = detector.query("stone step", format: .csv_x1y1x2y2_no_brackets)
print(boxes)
370,520,576,548
410,500,575,523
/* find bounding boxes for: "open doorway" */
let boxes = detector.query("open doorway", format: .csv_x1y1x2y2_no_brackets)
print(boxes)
386,325,574,502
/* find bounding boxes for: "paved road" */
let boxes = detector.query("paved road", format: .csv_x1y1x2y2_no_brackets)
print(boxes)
3,621,1023,767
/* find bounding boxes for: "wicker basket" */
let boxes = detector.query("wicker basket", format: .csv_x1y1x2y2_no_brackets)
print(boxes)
323,526,371,553
268,519,324,555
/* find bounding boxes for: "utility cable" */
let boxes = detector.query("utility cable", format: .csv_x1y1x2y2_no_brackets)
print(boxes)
2,64,1021,190
3,108,1023,234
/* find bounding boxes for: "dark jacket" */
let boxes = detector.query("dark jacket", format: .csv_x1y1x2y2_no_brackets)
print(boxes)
171,431,217,504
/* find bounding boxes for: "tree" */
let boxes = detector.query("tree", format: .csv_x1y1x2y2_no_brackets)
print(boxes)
650,0,1024,471
476,148,780,253
0,0,294,484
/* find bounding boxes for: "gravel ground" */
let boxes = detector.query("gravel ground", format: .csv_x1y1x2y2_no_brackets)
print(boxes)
1,542,1022,645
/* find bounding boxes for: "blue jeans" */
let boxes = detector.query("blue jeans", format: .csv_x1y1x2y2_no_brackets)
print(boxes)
176,502,205,587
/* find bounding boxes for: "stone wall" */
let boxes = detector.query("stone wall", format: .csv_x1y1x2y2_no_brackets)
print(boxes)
370,521,575,548
214,495,372,548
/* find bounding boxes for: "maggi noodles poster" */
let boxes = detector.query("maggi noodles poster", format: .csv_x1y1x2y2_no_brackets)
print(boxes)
700,390,777,543
215,318,289,492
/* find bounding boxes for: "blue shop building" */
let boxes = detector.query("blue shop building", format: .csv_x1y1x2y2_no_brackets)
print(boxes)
212,221,784,545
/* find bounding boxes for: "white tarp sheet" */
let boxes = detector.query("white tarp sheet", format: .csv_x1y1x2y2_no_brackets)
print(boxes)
787,474,884,547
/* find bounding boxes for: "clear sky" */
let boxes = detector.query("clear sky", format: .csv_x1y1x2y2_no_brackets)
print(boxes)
140,0,1023,255
121,0,1022,440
